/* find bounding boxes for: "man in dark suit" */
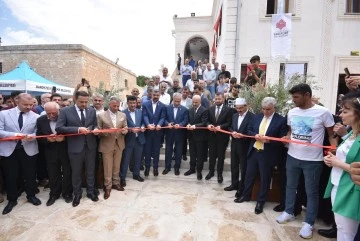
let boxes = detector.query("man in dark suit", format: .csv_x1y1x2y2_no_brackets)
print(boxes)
205,93,232,183
0,93,41,215
225,98,254,197
163,93,189,176
142,90,166,176
193,85,210,109
36,102,72,206
235,97,288,215
56,91,100,207
184,95,209,180
121,95,146,186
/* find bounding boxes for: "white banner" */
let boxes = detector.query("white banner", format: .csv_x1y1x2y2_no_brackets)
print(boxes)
271,13,292,60
0,80,74,96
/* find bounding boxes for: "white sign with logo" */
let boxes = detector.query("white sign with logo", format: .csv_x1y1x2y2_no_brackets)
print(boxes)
271,13,292,60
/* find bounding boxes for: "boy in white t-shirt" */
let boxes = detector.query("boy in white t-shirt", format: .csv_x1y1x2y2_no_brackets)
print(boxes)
276,84,337,239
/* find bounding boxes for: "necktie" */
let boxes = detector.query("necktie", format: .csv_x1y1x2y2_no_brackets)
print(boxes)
18,111,24,130
255,117,268,150
80,109,85,126
215,106,220,121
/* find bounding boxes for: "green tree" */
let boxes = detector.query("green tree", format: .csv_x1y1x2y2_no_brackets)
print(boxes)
94,81,124,107
136,75,150,87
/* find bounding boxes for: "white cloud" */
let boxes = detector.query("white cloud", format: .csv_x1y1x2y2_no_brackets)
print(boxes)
2,0,212,76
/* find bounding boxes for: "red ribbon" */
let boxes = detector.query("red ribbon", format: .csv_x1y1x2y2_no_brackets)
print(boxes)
0,126,336,150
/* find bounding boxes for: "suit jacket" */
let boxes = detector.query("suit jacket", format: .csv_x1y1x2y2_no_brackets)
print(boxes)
229,111,254,151
142,100,166,136
247,113,288,163
123,109,146,146
36,115,68,156
324,132,360,221
97,110,128,153
164,104,189,136
188,105,208,141
201,95,210,109
207,104,232,141
55,105,97,153
0,108,39,157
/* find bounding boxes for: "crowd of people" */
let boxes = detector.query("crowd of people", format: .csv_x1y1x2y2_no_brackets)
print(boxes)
0,56,360,240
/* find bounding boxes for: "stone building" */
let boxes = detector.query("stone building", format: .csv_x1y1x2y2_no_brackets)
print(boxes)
173,0,360,112
0,44,138,100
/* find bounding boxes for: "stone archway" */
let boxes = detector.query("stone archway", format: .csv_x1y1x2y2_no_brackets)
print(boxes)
184,36,210,64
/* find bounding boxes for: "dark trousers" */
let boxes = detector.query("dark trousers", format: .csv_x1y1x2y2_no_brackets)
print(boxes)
355,224,360,241
36,145,48,181
242,149,273,203
189,139,205,172
0,158,4,193
68,144,96,196
208,136,228,174
45,150,72,198
230,141,248,189
121,140,144,179
3,148,37,201
144,132,162,169
165,132,184,170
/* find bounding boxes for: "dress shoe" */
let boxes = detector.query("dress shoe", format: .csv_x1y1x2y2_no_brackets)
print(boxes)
94,189,100,196
144,168,150,177
154,169,159,176
35,188,40,194
63,195,73,203
46,196,57,206
235,190,243,199
174,169,180,176
273,204,285,212
27,196,41,206
104,189,111,200
224,184,237,191
318,226,337,239
197,172,203,180
255,202,264,214
120,179,127,187
205,172,214,180
184,169,195,176
112,184,124,191
72,195,82,207
182,155,187,161
172,155,175,160
140,165,145,171
234,196,250,203
133,176,144,182
2,201,18,215
217,174,223,184
87,193,99,202
162,168,170,175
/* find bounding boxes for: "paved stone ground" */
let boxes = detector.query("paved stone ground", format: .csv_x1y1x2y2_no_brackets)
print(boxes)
0,170,335,241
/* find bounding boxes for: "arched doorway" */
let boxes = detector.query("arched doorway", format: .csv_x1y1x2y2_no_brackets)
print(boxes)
184,36,209,65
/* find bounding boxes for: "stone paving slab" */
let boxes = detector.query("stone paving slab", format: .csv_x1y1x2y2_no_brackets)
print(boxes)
0,171,335,241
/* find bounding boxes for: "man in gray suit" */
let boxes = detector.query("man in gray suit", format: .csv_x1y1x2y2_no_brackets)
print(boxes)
0,93,41,215
56,91,100,207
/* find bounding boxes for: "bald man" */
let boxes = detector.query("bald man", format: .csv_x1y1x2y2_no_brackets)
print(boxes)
36,102,72,206
0,93,41,214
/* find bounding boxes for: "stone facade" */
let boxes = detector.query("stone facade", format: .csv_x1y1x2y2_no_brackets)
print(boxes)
0,44,138,100
173,0,360,112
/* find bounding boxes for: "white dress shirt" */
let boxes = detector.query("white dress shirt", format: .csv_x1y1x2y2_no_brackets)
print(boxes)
173,106,178,119
152,101,157,113
109,110,117,127
237,110,248,129
16,107,29,128
75,105,86,119
159,93,171,105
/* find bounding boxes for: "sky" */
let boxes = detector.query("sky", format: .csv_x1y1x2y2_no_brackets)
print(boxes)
0,0,213,77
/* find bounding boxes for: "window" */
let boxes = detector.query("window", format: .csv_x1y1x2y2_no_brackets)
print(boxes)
0,62,2,74
346,0,360,13
279,63,307,86
266,0,295,15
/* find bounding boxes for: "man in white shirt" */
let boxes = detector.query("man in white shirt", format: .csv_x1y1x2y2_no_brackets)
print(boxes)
159,82,171,105
92,93,105,116
185,71,197,92
276,84,336,239
180,59,193,88
160,67,173,88
203,63,216,99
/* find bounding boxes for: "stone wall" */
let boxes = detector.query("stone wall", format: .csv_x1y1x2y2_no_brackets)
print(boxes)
0,44,138,100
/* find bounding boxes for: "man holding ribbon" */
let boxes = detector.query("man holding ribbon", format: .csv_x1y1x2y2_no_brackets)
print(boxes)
56,91,100,207
0,93,41,214
97,97,128,200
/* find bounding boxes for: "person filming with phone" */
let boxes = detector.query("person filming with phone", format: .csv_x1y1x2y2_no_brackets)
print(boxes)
244,55,266,87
